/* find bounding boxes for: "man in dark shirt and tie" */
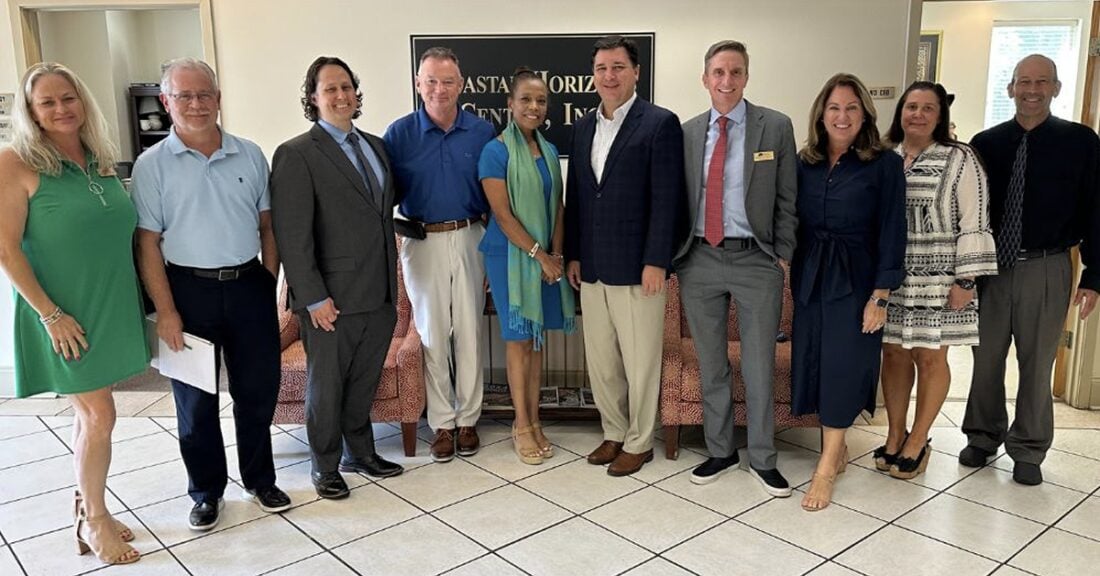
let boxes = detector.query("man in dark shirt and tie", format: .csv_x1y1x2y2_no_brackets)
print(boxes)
963,54,1100,485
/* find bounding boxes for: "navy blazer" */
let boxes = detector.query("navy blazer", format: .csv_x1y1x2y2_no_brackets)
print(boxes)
564,98,686,286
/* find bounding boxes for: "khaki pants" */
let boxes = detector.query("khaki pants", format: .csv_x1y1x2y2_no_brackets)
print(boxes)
580,281,667,453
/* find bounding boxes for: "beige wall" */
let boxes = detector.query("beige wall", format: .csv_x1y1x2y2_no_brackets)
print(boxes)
921,0,1093,141
0,0,920,395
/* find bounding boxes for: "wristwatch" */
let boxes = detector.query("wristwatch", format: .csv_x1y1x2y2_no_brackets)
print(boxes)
954,278,977,291
870,296,889,308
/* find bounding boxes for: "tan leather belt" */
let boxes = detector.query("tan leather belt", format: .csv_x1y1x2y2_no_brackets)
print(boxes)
423,218,479,233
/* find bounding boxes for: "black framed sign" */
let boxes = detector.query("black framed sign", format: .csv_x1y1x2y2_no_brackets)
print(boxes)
410,33,655,157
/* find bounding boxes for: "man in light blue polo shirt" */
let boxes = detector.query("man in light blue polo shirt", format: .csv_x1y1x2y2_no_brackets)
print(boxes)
132,57,290,531
384,47,495,462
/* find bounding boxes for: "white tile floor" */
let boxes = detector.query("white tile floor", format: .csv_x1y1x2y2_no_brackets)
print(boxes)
0,395,1097,576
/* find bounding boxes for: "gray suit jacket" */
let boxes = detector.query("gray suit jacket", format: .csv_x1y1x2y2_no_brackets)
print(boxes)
674,100,798,263
270,123,399,314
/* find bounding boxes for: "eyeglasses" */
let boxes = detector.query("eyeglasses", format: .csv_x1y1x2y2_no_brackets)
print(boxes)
168,92,216,104
419,77,461,90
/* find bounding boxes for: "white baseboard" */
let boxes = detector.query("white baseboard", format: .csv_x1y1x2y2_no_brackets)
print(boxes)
0,366,14,398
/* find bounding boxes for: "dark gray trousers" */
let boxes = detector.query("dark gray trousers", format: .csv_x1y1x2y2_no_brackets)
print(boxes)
678,244,784,470
963,252,1072,465
299,304,397,473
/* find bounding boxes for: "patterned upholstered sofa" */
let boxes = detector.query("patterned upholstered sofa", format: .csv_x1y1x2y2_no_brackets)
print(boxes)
274,250,425,457
660,273,819,460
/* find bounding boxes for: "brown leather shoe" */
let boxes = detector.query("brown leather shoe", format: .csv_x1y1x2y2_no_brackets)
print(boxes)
456,426,480,457
587,440,624,465
608,449,654,476
431,429,455,463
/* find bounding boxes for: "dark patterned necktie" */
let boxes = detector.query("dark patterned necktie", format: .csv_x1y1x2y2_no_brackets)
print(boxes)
997,132,1028,269
348,132,383,207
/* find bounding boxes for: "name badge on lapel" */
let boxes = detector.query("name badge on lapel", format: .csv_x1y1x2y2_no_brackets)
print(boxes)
753,151,775,162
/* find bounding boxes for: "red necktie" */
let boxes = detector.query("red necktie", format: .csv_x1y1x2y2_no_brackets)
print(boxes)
705,116,729,247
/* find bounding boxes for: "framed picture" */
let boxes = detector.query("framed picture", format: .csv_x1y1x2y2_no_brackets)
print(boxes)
917,31,943,82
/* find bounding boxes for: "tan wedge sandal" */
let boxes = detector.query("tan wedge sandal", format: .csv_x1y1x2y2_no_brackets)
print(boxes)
74,490,133,542
75,511,140,565
512,425,544,465
531,422,554,458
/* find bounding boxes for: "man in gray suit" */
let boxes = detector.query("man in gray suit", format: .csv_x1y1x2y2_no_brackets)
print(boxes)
674,40,797,496
271,56,404,500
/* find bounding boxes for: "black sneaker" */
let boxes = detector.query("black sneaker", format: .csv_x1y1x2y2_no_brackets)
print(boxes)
1012,461,1043,486
188,498,224,531
690,452,740,485
244,485,292,513
749,466,792,497
959,445,995,468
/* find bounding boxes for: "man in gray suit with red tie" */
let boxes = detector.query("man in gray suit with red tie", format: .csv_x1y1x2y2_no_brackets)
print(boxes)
564,35,685,477
674,41,798,496
270,56,404,500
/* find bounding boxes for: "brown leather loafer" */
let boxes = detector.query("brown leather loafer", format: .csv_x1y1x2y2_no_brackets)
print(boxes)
587,440,624,465
432,428,455,463
608,449,654,476
456,426,480,457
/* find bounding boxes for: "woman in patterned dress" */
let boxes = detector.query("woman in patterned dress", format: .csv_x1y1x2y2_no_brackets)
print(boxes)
877,82,998,479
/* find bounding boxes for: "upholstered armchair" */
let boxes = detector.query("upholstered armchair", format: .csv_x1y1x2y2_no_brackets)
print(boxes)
274,247,424,457
659,273,819,460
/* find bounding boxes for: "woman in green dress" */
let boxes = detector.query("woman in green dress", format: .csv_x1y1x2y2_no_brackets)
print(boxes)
0,63,148,566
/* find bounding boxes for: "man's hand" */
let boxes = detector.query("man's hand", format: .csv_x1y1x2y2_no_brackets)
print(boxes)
566,261,582,290
156,310,185,352
947,283,975,311
641,265,666,297
310,298,340,332
1074,288,1099,320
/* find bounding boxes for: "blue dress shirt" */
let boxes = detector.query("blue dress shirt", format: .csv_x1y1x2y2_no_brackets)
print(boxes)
694,99,752,239
383,108,495,223
317,119,386,191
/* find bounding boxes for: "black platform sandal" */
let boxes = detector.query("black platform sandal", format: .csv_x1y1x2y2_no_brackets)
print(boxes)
889,439,931,480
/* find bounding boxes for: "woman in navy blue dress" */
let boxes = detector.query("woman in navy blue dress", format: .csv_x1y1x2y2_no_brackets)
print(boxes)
791,73,907,511
478,68,575,465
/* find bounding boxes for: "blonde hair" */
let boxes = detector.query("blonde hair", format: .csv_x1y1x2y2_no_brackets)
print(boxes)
798,72,883,165
11,62,118,176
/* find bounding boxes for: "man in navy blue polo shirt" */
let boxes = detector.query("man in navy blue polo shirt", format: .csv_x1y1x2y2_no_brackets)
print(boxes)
384,47,495,462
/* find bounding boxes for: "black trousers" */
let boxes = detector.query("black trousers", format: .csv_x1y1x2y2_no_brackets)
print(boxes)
166,263,280,503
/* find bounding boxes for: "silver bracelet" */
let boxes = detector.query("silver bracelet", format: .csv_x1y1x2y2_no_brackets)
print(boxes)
40,306,64,326
528,242,540,258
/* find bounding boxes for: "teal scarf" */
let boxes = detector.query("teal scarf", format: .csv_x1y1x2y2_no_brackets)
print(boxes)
502,121,576,349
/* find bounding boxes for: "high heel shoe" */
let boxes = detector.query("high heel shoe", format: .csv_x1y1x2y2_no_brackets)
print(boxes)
873,431,908,472
801,447,847,512
890,439,932,480
801,472,838,512
74,490,133,542
531,422,553,458
512,425,544,465
75,511,140,565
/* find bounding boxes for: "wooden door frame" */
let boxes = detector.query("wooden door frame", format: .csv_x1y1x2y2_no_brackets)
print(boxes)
7,0,216,82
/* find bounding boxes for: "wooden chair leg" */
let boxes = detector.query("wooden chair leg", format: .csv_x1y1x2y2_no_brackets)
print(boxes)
401,422,418,457
664,425,680,460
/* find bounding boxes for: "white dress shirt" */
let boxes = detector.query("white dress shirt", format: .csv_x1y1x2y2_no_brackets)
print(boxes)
591,92,638,185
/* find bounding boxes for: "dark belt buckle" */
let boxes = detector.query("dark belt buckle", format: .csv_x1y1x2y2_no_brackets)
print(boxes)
217,269,240,281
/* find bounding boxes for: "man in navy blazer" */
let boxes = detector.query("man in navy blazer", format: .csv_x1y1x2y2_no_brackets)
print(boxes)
565,35,685,477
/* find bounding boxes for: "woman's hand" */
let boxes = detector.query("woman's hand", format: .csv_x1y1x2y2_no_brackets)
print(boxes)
45,313,89,361
947,283,975,311
537,252,564,283
862,297,887,334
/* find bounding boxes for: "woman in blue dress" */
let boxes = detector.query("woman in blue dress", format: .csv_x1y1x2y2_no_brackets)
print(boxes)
791,73,907,511
478,68,575,465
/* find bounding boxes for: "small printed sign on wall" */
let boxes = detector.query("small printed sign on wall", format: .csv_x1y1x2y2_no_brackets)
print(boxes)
0,117,12,144
868,86,896,100
0,93,13,116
